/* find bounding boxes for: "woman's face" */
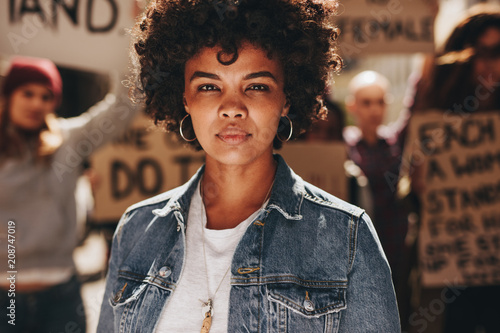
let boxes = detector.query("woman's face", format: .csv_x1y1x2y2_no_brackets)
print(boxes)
183,42,289,167
9,83,56,131
473,27,500,90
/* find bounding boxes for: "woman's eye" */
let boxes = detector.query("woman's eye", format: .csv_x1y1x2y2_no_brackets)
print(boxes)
23,90,34,98
198,84,219,92
42,94,54,102
247,84,269,91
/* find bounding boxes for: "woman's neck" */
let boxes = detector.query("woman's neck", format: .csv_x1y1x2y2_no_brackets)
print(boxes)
201,154,277,230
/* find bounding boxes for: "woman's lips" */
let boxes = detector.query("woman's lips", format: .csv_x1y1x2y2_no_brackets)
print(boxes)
26,112,45,122
216,128,251,144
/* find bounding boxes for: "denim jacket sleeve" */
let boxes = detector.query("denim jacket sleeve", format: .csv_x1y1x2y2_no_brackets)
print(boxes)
339,212,401,332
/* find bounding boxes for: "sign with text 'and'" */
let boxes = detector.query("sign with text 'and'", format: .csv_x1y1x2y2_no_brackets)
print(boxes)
1,0,135,72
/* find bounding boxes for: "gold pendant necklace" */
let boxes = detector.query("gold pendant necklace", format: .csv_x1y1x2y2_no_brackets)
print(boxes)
199,175,274,333
201,299,212,333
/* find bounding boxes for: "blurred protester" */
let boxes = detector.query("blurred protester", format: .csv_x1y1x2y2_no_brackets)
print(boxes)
343,70,410,330
412,4,500,114
0,56,139,332
406,4,500,333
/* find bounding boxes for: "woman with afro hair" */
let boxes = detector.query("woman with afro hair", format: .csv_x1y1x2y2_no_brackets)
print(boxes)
98,0,400,332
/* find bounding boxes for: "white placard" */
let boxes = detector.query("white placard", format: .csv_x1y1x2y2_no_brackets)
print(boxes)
404,111,500,287
0,0,136,72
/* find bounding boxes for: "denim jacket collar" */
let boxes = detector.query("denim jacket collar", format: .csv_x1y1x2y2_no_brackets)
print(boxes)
265,154,304,220
144,154,304,221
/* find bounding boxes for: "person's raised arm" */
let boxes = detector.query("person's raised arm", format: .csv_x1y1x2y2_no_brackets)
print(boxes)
57,71,141,156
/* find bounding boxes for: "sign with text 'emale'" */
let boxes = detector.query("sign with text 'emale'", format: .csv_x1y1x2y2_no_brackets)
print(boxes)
337,0,436,56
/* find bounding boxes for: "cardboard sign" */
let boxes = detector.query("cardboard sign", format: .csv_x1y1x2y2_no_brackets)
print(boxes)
91,114,205,222
336,0,436,57
280,142,348,201
91,115,349,222
404,111,500,287
0,0,135,72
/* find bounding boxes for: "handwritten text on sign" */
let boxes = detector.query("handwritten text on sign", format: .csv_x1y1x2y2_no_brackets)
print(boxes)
91,114,205,222
407,111,500,287
1,0,134,72
336,0,436,56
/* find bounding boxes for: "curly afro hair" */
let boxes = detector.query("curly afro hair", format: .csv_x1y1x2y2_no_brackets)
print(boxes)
131,0,341,149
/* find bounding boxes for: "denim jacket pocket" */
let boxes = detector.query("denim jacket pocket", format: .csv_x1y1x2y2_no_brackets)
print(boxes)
109,272,149,307
266,283,346,333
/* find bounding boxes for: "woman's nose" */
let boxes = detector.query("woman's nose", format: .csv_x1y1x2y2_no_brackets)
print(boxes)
218,91,248,119
30,96,45,109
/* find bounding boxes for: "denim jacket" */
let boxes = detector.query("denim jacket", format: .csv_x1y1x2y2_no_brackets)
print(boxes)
98,155,400,332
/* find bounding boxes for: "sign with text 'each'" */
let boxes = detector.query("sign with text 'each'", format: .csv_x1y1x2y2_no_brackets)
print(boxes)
404,111,500,287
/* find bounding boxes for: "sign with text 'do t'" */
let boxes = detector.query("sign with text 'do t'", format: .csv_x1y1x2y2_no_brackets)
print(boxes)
91,113,205,222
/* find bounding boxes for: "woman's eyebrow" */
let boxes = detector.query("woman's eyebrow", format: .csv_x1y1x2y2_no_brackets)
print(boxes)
190,71,220,82
244,71,277,82
189,71,278,82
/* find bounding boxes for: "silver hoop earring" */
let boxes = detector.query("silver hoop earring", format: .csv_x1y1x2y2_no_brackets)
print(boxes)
277,115,293,142
180,114,196,142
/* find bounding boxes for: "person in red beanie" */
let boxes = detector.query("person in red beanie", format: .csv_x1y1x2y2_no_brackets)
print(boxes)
0,56,140,332
0,56,63,162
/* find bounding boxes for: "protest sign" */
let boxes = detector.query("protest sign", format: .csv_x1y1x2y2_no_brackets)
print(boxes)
404,111,500,287
280,142,348,201
0,0,135,72
91,114,205,222
336,0,436,57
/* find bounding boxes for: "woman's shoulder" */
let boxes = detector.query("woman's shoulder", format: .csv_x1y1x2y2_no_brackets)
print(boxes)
301,180,365,219
299,181,379,250
275,155,366,221
121,167,202,221
124,184,186,215
112,185,187,244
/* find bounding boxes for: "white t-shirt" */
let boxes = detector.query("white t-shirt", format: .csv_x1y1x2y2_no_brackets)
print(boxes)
155,181,263,332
